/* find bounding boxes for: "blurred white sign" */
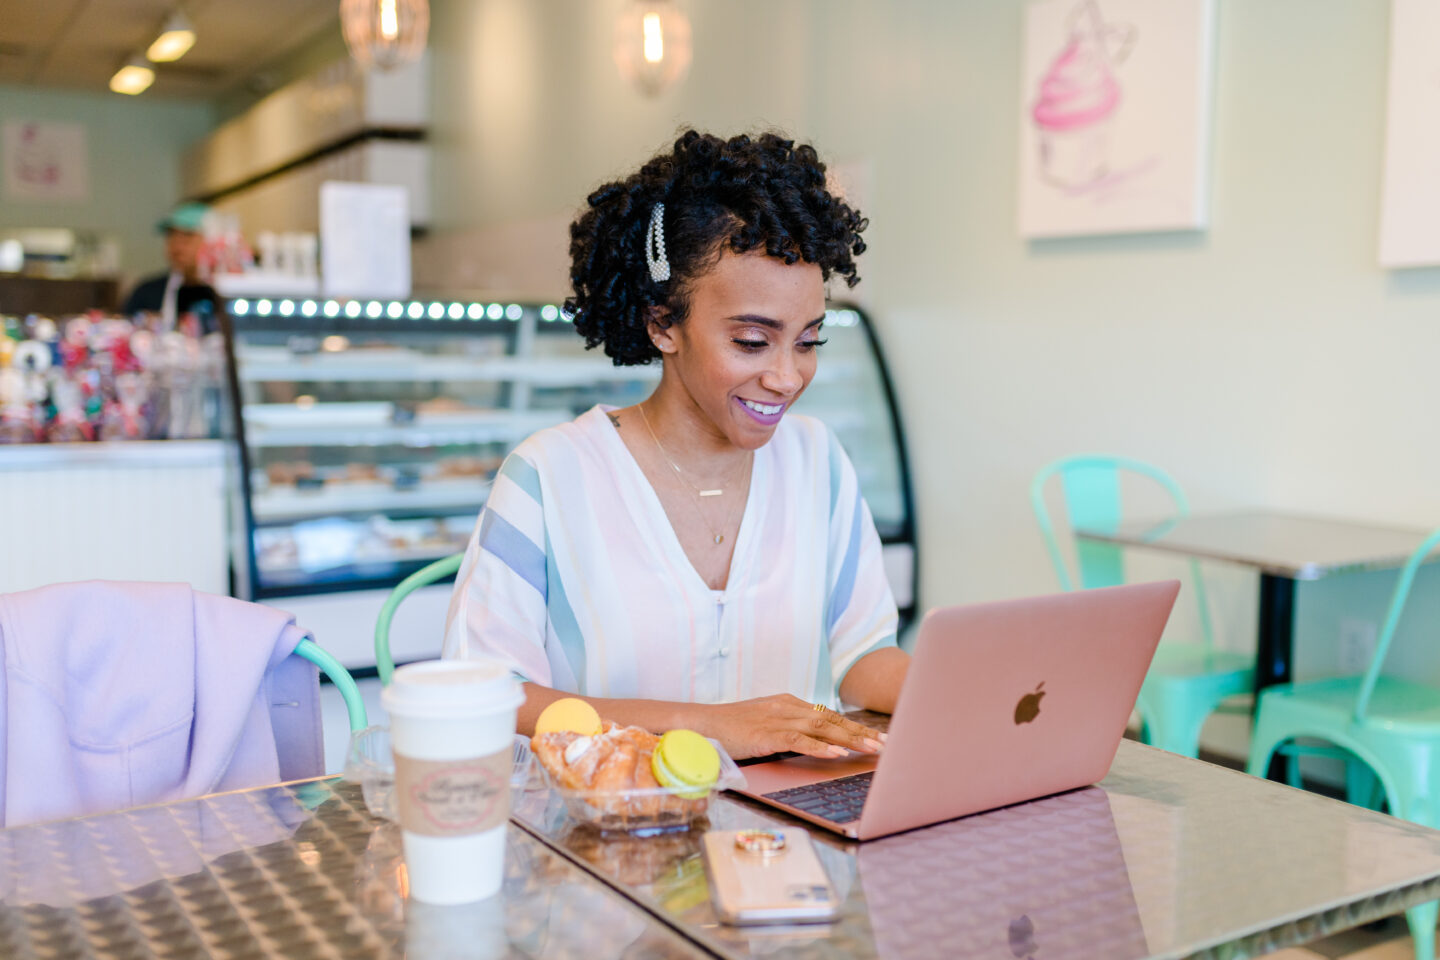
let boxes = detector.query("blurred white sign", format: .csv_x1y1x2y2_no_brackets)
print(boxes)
320,181,411,299
3,121,89,202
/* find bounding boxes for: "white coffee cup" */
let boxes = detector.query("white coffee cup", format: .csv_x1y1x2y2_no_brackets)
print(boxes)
382,659,524,904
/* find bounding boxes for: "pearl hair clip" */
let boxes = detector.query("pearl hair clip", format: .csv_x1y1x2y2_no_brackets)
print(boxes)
646,203,671,283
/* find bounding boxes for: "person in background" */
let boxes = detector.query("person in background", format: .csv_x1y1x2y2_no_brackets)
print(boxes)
444,130,910,761
122,201,219,332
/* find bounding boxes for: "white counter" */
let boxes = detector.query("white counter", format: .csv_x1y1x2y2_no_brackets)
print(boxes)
0,440,232,596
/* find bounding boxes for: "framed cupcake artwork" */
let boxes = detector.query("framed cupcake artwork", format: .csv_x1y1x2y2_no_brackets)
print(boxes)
1017,0,1217,239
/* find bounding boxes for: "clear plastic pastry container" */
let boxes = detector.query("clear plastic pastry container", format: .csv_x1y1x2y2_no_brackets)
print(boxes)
536,740,746,836
343,725,534,822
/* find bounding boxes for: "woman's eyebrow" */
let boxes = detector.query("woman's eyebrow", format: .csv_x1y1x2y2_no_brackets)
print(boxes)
727,314,827,329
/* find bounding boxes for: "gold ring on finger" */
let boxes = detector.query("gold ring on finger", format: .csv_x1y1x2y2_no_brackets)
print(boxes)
812,702,827,713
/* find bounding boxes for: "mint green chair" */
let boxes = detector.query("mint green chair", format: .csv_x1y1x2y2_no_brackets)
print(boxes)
1031,455,1254,758
294,638,369,732
1247,527,1440,960
374,554,464,685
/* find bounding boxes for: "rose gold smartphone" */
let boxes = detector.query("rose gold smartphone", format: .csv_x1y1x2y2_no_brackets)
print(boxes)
701,829,840,926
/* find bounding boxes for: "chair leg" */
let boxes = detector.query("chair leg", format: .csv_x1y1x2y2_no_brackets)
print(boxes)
1135,688,1207,759
1395,796,1437,960
1406,900,1437,960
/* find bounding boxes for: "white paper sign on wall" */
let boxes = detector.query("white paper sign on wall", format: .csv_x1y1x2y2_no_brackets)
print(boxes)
1378,0,1440,268
320,181,411,299
1017,0,1216,239
2,121,89,203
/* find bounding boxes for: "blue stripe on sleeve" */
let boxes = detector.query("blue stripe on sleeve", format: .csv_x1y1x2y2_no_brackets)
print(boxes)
478,510,547,599
545,525,588,693
498,454,542,503
826,493,865,633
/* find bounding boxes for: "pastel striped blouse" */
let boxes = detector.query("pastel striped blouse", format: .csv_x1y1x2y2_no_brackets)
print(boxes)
442,405,898,707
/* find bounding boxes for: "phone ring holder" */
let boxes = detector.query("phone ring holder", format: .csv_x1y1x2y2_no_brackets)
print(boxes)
734,829,787,856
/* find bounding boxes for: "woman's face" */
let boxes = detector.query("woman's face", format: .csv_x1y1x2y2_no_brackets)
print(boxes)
652,249,827,450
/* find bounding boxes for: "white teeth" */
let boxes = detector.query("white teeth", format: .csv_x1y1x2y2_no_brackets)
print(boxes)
741,399,784,416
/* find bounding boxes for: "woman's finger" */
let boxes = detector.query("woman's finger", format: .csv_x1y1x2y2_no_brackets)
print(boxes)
781,729,852,759
809,709,885,752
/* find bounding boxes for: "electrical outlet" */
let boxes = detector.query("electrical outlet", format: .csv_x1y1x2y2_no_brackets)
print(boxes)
1338,618,1378,674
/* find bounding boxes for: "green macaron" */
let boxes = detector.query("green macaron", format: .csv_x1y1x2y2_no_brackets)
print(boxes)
651,729,722,799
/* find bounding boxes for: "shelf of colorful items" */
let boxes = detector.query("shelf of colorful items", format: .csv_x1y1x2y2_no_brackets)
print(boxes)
0,313,223,445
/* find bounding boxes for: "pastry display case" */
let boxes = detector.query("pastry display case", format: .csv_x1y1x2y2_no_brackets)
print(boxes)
224,298,916,624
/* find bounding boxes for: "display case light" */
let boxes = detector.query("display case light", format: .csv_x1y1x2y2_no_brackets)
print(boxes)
323,300,341,318
300,300,318,317
278,299,296,317
232,299,251,316
345,301,363,318
146,10,196,63
407,302,425,319
256,299,273,317
366,301,383,318
486,304,503,320
467,303,484,320
448,303,464,320
386,302,404,319
109,57,155,95
540,304,559,322
427,302,444,319
505,304,523,321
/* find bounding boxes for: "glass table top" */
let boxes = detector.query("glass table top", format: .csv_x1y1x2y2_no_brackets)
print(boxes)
1075,511,1436,579
0,779,704,959
512,737,1440,960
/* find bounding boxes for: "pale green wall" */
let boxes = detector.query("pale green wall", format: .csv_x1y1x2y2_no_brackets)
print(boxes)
427,0,1440,666
0,84,214,286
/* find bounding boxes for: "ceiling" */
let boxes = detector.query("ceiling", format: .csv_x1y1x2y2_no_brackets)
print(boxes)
0,0,340,98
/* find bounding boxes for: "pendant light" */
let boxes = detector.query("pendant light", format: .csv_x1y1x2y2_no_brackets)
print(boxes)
110,57,156,95
613,0,692,97
146,10,196,63
340,0,429,71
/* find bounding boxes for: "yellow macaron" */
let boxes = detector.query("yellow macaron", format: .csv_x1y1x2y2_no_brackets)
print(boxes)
651,729,721,799
535,697,603,737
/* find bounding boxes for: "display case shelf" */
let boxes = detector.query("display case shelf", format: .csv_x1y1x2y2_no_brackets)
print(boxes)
251,480,490,522
244,410,567,448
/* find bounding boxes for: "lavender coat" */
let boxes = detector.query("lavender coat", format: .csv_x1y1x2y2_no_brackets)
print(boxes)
0,581,323,827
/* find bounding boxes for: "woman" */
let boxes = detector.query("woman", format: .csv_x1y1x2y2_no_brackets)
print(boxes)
444,130,910,759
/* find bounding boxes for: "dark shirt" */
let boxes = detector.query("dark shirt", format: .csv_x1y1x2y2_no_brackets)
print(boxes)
122,274,221,333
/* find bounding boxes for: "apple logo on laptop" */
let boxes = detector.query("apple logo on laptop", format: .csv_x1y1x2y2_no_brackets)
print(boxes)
1013,682,1045,725
1008,914,1038,958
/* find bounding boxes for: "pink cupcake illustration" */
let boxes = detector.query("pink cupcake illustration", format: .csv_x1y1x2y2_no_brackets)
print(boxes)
1031,0,1136,189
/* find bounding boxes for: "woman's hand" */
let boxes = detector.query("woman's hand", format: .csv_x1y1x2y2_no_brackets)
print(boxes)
696,694,887,760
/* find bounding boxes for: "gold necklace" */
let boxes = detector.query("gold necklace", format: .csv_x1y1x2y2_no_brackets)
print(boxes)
637,403,751,546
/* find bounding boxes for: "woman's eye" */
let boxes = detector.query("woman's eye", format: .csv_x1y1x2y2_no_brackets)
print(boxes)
732,339,768,351
798,338,829,351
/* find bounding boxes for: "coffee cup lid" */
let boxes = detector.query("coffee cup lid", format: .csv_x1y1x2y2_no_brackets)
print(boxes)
381,659,524,718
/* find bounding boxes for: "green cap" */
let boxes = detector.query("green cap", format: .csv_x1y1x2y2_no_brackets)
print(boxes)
157,201,209,234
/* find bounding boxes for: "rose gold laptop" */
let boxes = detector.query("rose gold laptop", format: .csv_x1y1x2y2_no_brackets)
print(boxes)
733,581,1180,840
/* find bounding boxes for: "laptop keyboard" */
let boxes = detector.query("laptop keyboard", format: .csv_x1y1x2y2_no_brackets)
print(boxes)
762,772,874,824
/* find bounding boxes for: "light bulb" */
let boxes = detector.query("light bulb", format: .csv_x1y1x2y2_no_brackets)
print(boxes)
642,12,664,64
379,0,399,40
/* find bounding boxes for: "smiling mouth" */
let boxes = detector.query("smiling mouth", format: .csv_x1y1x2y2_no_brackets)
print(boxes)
739,398,786,416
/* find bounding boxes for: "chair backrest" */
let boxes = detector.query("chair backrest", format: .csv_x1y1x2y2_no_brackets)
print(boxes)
293,638,368,732
374,553,464,685
1030,455,1213,648
1353,526,1440,723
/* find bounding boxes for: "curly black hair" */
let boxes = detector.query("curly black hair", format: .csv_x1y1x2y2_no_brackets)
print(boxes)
564,130,868,366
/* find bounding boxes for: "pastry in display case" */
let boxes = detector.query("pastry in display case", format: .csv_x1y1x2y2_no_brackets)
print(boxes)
224,297,916,623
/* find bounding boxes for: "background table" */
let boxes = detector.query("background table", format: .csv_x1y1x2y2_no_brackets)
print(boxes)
513,737,1440,960
1074,512,1437,693
0,779,705,959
